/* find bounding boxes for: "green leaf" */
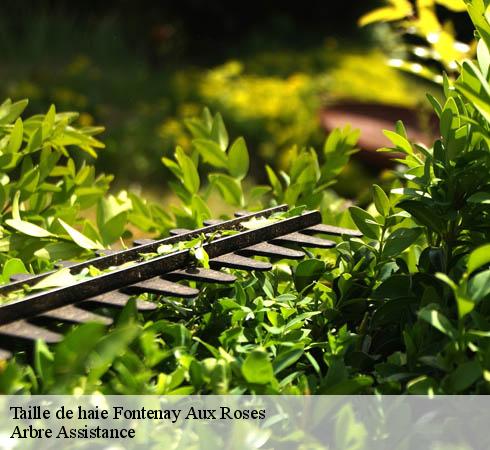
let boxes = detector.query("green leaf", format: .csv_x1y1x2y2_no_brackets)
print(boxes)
211,113,229,150
227,137,249,180
242,350,274,384
349,206,381,240
42,105,56,138
397,200,445,233
0,99,28,125
2,258,28,284
468,270,490,302
193,139,228,168
209,174,243,206
53,323,106,382
467,244,490,275
27,126,43,153
478,38,490,78
358,1,412,27
191,245,210,269
395,120,408,139
272,347,304,375
175,147,200,194
372,184,390,217
294,259,326,292
426,93,442,117
33,340,54,385
87,324,139,383
265,165,283,198
320,375,373,394
161,157,182,179
383,129,413,154
58,219,102,250
467,192,490,203
7,119,23,153
17,167,40,193
11,191,21,220
443,360,482,393
31,268,76,290
34,242,82,261
191,194,211,223
99,212,127,246
5,219,54,238
466,0,490,56
240,216,278,230
456,60,490,123
382,227,422,259
436,0,466,12
184,118,210,139
418,307,457,339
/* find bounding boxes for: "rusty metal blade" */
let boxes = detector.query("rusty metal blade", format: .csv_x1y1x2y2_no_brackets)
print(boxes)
167,268,236,284
55,260,79,268
272,232,335,249
40,305,113,325
239,242,305,259
210,254,272,271
302,223,362,237
9,273,34,282
95,249,119,257
203,219,223,226
0,320,62,344
124,278,199,298
0,209,319,325
0,205,288,296
83,291,157,311
169,228,191,236
133,238,157,246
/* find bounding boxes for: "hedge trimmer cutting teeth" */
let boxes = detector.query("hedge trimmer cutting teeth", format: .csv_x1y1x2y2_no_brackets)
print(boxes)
0,205,361,359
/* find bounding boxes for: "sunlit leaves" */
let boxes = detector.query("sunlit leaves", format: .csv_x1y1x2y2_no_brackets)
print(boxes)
193,139,228,168
242,350,275,385
1,258,28,284
175,146,200,194
348,206,381,240
358,0,413,27
5,219,54,238
209,174,243,206
7,119,23,153
58,219,103,250
418,307,457,339
467,244,490,275
361,0,472,76
372,184,390,217
293,259,326,292
96,193,132,246
31,268,76,290
456,59,490,124
0,99,110,265
382,227,422,258
228,137,249,180
466,0,490,53
0,99,28,125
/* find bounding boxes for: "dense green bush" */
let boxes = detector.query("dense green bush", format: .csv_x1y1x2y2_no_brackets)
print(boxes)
1,1,490,395
0,99,110,273
0,99,173,280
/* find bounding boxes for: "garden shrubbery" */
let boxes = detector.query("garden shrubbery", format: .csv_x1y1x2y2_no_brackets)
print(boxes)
1,1,490,394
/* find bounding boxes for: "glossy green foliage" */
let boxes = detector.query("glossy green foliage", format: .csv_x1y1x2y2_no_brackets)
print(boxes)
0,100,113,270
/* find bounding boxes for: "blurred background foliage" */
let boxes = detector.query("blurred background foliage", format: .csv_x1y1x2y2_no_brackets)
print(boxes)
0,0,469,200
